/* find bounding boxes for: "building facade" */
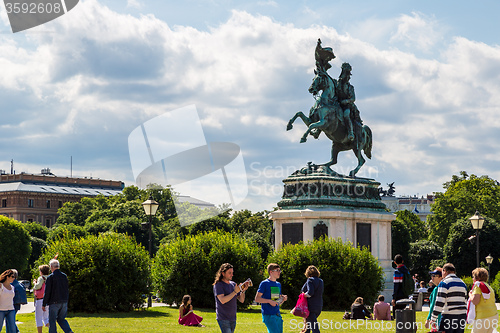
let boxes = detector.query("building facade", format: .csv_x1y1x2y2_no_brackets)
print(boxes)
381,194,435,221
0,172,124,227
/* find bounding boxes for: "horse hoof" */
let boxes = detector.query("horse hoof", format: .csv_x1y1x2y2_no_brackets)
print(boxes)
286,124,293,131
300,137,307,143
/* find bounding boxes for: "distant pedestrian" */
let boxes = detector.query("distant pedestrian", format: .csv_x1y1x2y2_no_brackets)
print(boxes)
425,267,443,330
42,259,74,333
392,254,410,319
255,263,288,333
301,265,324,333
10,269,27,333
0,269,16,333
429,263,467,333
213,263,251,333
33,264,51,333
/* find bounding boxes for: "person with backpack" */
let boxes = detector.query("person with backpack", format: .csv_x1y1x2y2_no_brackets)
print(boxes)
392,254,412,319
33,265,50,333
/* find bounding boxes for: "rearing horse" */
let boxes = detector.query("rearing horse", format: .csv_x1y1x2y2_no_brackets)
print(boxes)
286,69,372,177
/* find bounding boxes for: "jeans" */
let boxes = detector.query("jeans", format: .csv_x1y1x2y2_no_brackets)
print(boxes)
304,311,321,333
48,303,73,333
217,319,236,333
0,310,16,333
263,313,283,333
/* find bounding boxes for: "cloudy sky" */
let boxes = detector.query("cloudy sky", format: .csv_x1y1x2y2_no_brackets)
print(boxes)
1,0,499,213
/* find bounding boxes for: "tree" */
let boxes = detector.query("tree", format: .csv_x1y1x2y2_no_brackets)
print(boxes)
391,219,411,262
395,210,426,242
443,217,500,278
408,240,443,282
47,223,88,243
427,172,500,246
0,216,31,273
152,231,263,309
23,221,49,240
56,197,96,226
34,232,150,312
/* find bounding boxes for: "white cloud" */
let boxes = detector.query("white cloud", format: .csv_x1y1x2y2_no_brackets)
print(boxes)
0,3,499,211
126,0,144,9
390,12,444,53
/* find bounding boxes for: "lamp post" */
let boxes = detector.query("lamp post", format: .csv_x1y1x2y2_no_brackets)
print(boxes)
142,196,159,308
469,211,485,268
486,254,494,282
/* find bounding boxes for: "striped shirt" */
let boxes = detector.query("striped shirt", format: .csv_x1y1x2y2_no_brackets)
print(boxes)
431,274,467,322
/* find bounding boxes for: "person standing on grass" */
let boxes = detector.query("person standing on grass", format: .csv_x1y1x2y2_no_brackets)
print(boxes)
301,265,324,333
429,263,467,333
392,254,410,319
255,263,288,333
10,269,27,333
0,269,16,333
34,264,51,333
42,259,74,333
213,263,251,333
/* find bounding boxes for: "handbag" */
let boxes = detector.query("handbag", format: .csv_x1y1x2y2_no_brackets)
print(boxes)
290,293,310,318
34,277,46,299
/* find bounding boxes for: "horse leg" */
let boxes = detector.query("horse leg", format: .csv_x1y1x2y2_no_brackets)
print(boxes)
301,119,326,143
287,112,311,131
349,148,365,177
325,143,340,168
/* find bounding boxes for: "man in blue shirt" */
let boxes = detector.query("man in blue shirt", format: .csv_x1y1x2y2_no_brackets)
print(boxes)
10,269,27,333
255,263,288,333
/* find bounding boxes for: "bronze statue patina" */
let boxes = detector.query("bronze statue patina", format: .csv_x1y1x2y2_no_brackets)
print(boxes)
286,39,372,177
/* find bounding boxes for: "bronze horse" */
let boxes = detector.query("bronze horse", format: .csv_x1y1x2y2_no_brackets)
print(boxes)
286,68,372,177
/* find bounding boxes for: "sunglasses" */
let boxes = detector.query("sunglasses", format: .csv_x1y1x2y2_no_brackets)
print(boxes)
271,269,281,273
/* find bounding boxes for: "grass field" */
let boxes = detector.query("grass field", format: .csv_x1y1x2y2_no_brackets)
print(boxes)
13,305,481,333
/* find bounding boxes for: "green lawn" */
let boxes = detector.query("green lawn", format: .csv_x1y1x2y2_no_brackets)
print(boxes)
14,305,480,332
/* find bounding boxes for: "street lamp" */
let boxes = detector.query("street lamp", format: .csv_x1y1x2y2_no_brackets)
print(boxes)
142,195,159,308
469,211,485,268
486,254,494,282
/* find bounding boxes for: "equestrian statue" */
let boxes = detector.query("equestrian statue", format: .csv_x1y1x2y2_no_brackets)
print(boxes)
286,39,372,177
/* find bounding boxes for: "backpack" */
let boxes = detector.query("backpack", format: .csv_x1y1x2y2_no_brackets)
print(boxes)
401,269,414,298
34,276,46,299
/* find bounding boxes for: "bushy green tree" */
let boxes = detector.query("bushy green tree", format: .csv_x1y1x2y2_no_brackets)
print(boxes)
21,237,48,279
47,223,88,243
267,237,384,310
23,221,49,240
57,197,96,226
408,240,443,282
84,219,113,235
395,210,427,242
152,231,264,309
443,217,500,278
0,216,32,273
34,232,150,312
427,172,500,246
391,219,411,262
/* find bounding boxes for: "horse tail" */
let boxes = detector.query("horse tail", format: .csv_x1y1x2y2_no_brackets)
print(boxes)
363,125,372,159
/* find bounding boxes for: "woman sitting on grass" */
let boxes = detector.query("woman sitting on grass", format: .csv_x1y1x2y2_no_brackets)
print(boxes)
351,297,373,320
178,295,204,327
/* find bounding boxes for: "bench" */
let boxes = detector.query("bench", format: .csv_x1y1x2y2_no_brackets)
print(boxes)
411,291,431,311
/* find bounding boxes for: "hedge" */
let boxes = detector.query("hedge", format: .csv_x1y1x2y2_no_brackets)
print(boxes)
34,232,150,312
0,216,31,273
152,231,264,309
267,237,384,310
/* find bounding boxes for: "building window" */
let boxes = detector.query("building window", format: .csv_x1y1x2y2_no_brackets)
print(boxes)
28,199,34,208
58,201,63,208
1,199,6,207
45,219,51,227
46,200,51,209
27,218,33,222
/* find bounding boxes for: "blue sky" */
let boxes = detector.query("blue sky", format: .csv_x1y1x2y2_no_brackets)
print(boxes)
0,0,499,212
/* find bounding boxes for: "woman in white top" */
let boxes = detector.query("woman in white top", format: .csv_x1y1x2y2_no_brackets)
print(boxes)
0,269,16,333
33,265,51,333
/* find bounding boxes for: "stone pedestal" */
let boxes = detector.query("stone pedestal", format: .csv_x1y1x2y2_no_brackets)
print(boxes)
269,170,395,300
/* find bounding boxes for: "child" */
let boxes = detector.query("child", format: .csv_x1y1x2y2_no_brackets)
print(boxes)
178,295,204,327
255,263,288,333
